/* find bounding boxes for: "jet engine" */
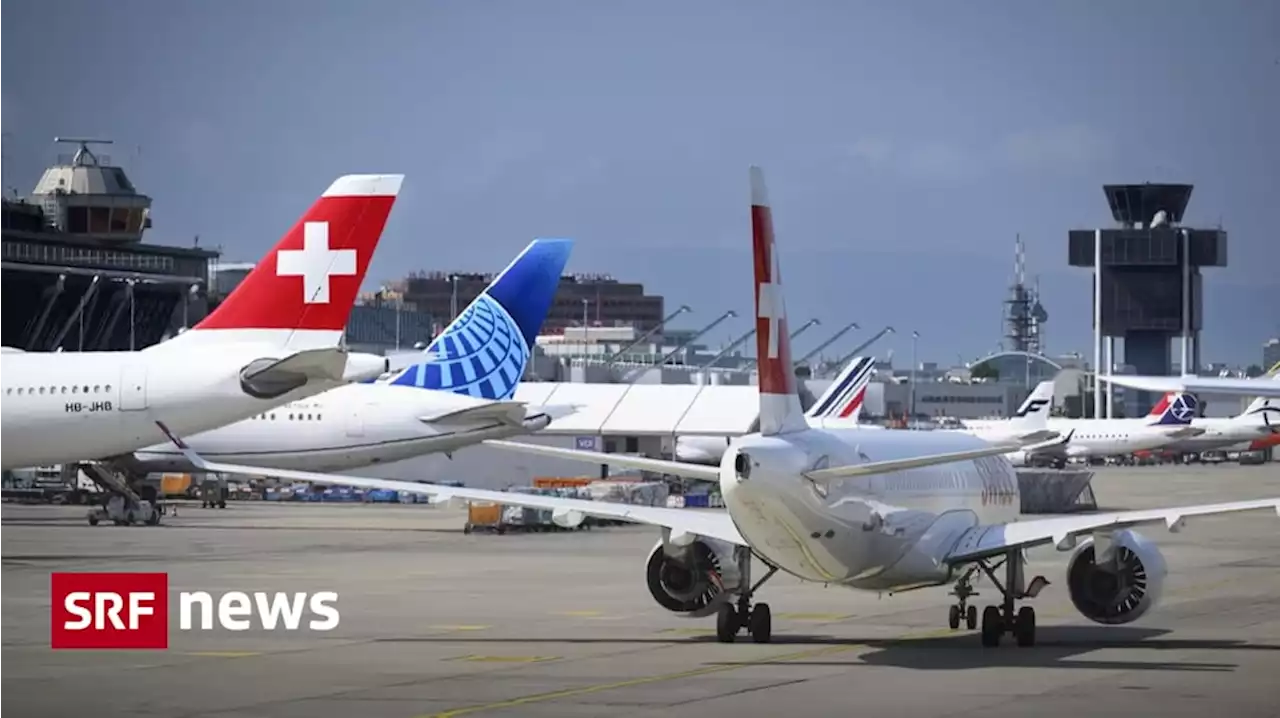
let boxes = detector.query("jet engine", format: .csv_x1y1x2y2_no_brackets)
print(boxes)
645,538,742,617
1065,529,1167,624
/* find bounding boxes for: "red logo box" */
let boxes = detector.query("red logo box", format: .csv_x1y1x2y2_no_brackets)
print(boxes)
51,572,169,649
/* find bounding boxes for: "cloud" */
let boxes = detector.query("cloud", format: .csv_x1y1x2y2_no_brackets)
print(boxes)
997,124,1109,170
843,124,1110,182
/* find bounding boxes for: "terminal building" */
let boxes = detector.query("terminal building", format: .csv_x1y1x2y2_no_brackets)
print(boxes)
2,139,219,351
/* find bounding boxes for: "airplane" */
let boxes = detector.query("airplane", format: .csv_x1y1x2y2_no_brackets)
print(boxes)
1098,361,1280,399
962,390,1204,468
156,166,1280,650
119,238,576,476
944,381,1073,467
1,174,404,471
1164,394,1279,454
675,355,879,464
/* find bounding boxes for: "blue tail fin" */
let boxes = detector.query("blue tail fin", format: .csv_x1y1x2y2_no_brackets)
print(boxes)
387,238,572,399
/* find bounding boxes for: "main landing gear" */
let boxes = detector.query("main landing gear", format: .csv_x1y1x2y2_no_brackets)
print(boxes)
949,549,1049,648
716,546,779,644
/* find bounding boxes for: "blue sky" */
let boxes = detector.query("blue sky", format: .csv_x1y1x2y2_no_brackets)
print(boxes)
3,0,1277,366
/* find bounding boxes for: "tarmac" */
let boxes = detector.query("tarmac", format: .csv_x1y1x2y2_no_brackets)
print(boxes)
3,464,1279,718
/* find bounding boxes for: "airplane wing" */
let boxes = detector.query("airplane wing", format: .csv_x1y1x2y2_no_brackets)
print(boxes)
486,434,1060,486
483,440,722,481
802,436,1055,483
156,425,745,546
1099,374,1280,399
946,498,1280,564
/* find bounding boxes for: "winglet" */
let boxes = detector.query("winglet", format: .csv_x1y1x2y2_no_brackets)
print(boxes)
750,167,807,436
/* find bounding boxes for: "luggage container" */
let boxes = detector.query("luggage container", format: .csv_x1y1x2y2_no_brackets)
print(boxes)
464,502,506,534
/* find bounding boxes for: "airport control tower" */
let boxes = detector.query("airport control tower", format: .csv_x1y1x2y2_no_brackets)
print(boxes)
1068,183,1228,416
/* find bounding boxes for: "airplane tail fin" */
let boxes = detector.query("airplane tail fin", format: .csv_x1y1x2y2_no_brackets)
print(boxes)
1147,392,1198,425
750,167,807,436
385,238,573,399
806,356,875,422
1008,381,1055,427
159,174,404,352
1236,365,1280,420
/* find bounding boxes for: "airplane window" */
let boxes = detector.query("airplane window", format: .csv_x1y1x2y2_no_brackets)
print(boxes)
83,386,89,393
317,414,322,421
39,387,46,394
105,384,112,392
4,389,10,395
288,414,294,420
13,388,20,395
93,385,100,393
306,414,313,420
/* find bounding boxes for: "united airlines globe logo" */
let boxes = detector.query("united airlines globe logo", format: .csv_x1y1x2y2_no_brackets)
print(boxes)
405,294,530,399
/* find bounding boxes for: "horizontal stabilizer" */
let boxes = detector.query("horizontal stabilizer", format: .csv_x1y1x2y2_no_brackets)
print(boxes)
484,440,721,481
804,440,1035,484
532,403,583,421
418,401,528,427
239,348,345,386
1012,429,1060,445
1164,426,1206,440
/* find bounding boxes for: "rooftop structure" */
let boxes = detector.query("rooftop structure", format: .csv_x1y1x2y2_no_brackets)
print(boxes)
2,138,218,351
1067,182,1228,416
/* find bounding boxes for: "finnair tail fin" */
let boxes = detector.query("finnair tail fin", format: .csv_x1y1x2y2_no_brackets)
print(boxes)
385,238,573,399
1146,392,1198,425
749,167,808,436
807,356,875,422
1009,381,1055,427
159,174,404,352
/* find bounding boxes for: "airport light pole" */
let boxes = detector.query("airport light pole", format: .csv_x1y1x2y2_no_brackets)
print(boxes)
821,325,897,378
605,304,691,365
449,274,460,322
739,318,820,369
909,330,920,419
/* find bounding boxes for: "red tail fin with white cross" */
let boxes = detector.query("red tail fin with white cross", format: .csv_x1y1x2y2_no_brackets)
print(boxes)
750,166,808,436
161,174,403,352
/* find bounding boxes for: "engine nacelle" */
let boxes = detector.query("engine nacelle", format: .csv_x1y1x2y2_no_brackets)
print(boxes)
645,538,742,618
1065,529,1167,625
343,352,391,382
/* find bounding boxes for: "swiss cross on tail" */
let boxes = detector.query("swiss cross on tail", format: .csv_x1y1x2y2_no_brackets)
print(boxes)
276,222,358,304
190,175,403,340
749,166,807,436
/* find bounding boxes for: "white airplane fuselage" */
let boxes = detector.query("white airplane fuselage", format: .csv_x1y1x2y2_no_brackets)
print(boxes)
965,417,1190,458
126,383,553,474
1163,416,1277,453
0,344,346,470
717,427,1019,591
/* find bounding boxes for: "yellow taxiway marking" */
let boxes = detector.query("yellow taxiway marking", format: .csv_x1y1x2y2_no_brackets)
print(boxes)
429,625,491,632
454,655,558,663
184,651,262,658
553,610,604,617
420,627,952,718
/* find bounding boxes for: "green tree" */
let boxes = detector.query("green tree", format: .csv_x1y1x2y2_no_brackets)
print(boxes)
970,363,1000,381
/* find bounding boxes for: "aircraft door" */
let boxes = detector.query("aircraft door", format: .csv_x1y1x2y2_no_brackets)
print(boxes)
119,365,149,411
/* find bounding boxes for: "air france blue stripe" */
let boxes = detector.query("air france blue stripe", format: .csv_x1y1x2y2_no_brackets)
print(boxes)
810,357,873,418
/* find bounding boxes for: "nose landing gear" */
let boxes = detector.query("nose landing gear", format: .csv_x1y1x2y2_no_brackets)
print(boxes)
947,567,980,630
715,547,779,644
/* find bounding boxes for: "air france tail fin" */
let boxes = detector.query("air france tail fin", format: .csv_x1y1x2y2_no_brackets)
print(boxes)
159,174,404,352
807,356,875,421
750,167,807,436
1009,381,1055,426
1146,392,1198,425
386,238,573,399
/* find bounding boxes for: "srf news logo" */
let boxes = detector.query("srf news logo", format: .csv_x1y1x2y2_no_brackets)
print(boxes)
51,572,340,649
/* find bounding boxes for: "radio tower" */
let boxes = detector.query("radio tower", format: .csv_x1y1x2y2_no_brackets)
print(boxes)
1004,235,1048,354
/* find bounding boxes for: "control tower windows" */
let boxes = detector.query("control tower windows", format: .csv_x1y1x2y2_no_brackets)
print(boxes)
89,207,110,234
